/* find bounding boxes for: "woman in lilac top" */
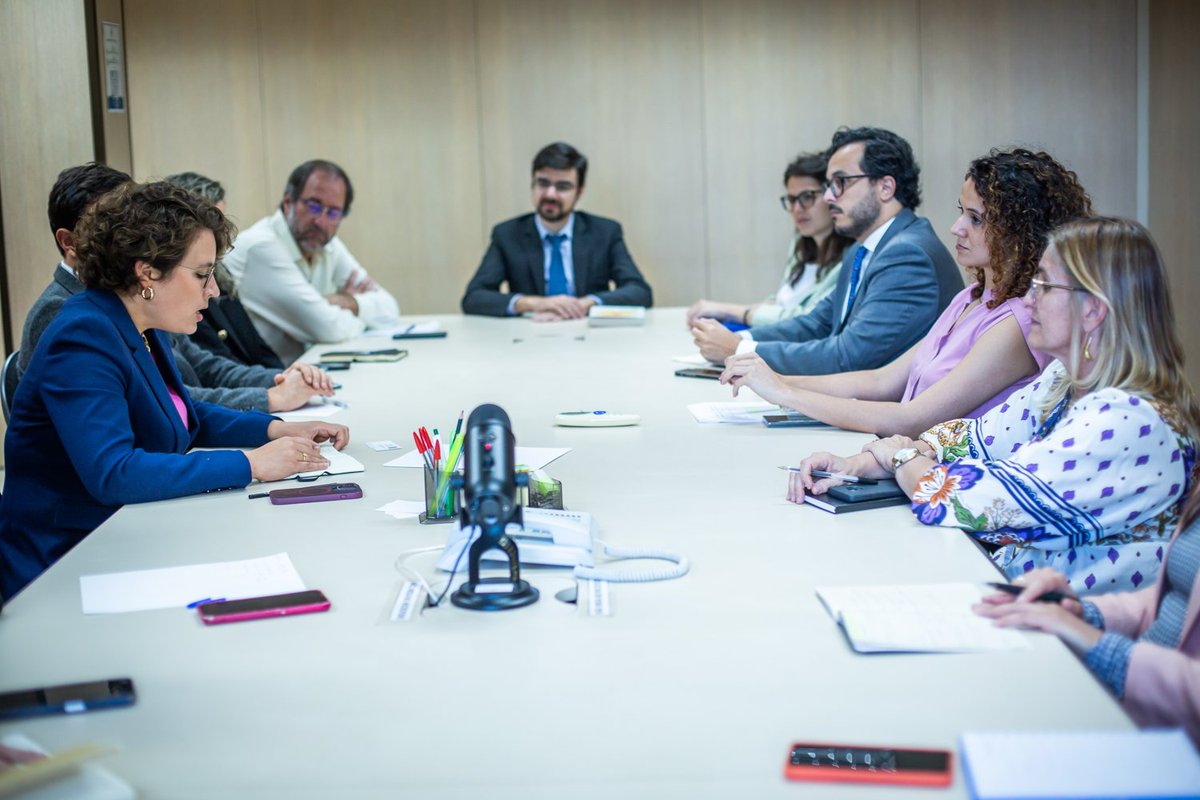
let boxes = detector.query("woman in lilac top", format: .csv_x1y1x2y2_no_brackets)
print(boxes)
720,148,1091,438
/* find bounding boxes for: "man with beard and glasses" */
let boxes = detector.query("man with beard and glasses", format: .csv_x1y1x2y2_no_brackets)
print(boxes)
692,128,961,374
461,142,652,319
223,160,399,362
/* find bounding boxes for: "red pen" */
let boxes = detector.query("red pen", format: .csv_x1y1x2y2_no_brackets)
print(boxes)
433,439,441,472
412,431,432,469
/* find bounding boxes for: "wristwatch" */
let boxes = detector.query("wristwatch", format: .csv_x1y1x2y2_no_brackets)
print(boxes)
890,447,922,474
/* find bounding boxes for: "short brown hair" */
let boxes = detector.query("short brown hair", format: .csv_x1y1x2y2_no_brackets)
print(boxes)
74,181,235,293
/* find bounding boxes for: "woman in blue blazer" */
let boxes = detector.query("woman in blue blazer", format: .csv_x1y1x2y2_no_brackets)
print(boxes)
0,182,349,600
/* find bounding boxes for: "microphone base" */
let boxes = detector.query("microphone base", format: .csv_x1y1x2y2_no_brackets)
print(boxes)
451,578,539,611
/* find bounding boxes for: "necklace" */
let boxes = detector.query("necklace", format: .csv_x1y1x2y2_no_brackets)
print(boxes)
140,333,152,353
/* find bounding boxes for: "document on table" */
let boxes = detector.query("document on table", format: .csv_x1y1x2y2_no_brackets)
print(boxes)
815,582,1031,653
274,397,347,420
79,552,306,614
688,400,776,424
960,729,1200,798
365,320,442,338
384,446,571,470
376,499,425,520
286,445,365,480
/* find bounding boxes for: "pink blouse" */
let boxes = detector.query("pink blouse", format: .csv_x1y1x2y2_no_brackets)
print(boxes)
901,284,1052,418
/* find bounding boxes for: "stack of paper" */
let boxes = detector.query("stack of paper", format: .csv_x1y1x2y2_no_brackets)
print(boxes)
815,582,1031,653
688,401,777,424
587,305,645,327
960,729,1200,798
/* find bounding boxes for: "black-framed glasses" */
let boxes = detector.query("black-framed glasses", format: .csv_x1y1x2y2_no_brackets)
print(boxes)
780,190,822,211
533,177,577,193
1027,277,1090,299
822,174,871,199
178,264,216,290
300,198,345,221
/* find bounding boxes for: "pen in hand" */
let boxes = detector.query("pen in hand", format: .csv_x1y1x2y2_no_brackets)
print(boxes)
987,581,1068,604
777,467,878,485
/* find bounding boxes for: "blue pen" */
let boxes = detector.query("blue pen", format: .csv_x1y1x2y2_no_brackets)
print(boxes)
187,597,225,609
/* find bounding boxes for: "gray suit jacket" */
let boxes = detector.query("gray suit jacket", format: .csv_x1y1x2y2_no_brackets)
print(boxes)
751,209,962,375
461,211,652,316
18,267,278,411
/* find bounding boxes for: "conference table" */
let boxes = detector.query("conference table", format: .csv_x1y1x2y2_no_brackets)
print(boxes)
0,308,1133,798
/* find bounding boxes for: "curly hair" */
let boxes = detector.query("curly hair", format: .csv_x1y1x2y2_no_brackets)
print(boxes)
74,181,236,293
828,127,922,209
965,148,1092,307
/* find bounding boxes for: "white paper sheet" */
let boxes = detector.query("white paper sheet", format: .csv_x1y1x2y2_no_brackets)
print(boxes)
384,446,570,471
364,320,442,338
286,445,365,481
815,582,1032,653
376,499,426,520
274,397,347,420
960,729,1200,798
688,400,777,424
673,353,722,366
79,553,306,614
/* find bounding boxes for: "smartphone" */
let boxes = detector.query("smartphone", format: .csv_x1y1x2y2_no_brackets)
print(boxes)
319,348,407,363
0,678,136,719
786,742,952,787
197,590,330,625
762,412,824,427
826,481,907,503
269,482,362,505
674,367,722,380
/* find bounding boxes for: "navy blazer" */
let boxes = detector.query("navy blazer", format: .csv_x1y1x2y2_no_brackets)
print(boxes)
0,289,274,600
751,209,962,375
461,211,653,316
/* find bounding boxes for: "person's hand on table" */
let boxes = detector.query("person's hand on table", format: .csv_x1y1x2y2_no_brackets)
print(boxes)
267,369,333,413
721,352,789,402
973,568,1098,654
786,451,885,504
284,362,335,393
517,294,592,320
860,435,927,472
691,318,740,363
246,436,328,482
267,420,350,450
0,743,45,770
686,299,747,328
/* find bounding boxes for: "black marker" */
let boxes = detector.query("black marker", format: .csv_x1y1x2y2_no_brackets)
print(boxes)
988,581,1068,604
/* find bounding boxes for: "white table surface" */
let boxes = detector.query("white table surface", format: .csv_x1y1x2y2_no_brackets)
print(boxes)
0,308,1133,798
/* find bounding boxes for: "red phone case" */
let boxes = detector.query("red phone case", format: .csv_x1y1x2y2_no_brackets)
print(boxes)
785,743,952,787
198,591,331,625
269,482,362,505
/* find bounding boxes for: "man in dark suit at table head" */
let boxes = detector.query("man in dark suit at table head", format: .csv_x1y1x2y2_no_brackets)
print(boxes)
461,141,653,320
692,127,961,374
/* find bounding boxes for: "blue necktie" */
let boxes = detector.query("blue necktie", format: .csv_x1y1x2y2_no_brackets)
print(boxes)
839,245,869,325
545,234,568,296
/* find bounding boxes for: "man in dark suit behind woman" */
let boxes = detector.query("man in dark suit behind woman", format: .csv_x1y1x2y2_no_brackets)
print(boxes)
461,142,653,320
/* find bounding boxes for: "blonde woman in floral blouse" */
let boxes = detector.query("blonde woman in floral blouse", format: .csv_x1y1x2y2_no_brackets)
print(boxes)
787,218,1200,595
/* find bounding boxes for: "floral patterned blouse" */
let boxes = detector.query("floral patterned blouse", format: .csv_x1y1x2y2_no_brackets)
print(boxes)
911,361,1196,595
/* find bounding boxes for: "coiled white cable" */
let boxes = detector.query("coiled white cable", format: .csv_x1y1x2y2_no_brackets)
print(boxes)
572,540,689,582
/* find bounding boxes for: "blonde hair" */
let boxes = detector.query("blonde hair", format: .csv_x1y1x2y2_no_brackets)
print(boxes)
1042,217,1200,445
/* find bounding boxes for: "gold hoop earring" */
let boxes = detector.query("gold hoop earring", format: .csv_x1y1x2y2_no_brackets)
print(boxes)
140,285,154,301
1083,334,1093,361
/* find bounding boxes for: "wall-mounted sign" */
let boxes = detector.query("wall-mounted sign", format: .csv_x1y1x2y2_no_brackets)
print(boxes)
102,21,125,112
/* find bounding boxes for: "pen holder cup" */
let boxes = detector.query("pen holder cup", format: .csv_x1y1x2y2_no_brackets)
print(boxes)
525,473,564,510
419,466,459,524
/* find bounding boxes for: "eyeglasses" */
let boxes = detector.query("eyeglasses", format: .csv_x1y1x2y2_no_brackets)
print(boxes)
822,174,871,199
300,198,345,221
178,264,216,290
779,190,822,211
533,177,577,193
1027,277,1090,298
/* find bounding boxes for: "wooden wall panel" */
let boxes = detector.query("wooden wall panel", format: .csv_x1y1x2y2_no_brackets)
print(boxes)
1149,0,1200,390
124,0,268,234
919,0,1138,255
257,0,481,314
476,0,706,308
0,0,95,351
700,0,922,303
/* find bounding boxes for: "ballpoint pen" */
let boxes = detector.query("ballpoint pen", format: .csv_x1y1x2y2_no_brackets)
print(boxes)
776,467,878,485
987,582,1068,604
